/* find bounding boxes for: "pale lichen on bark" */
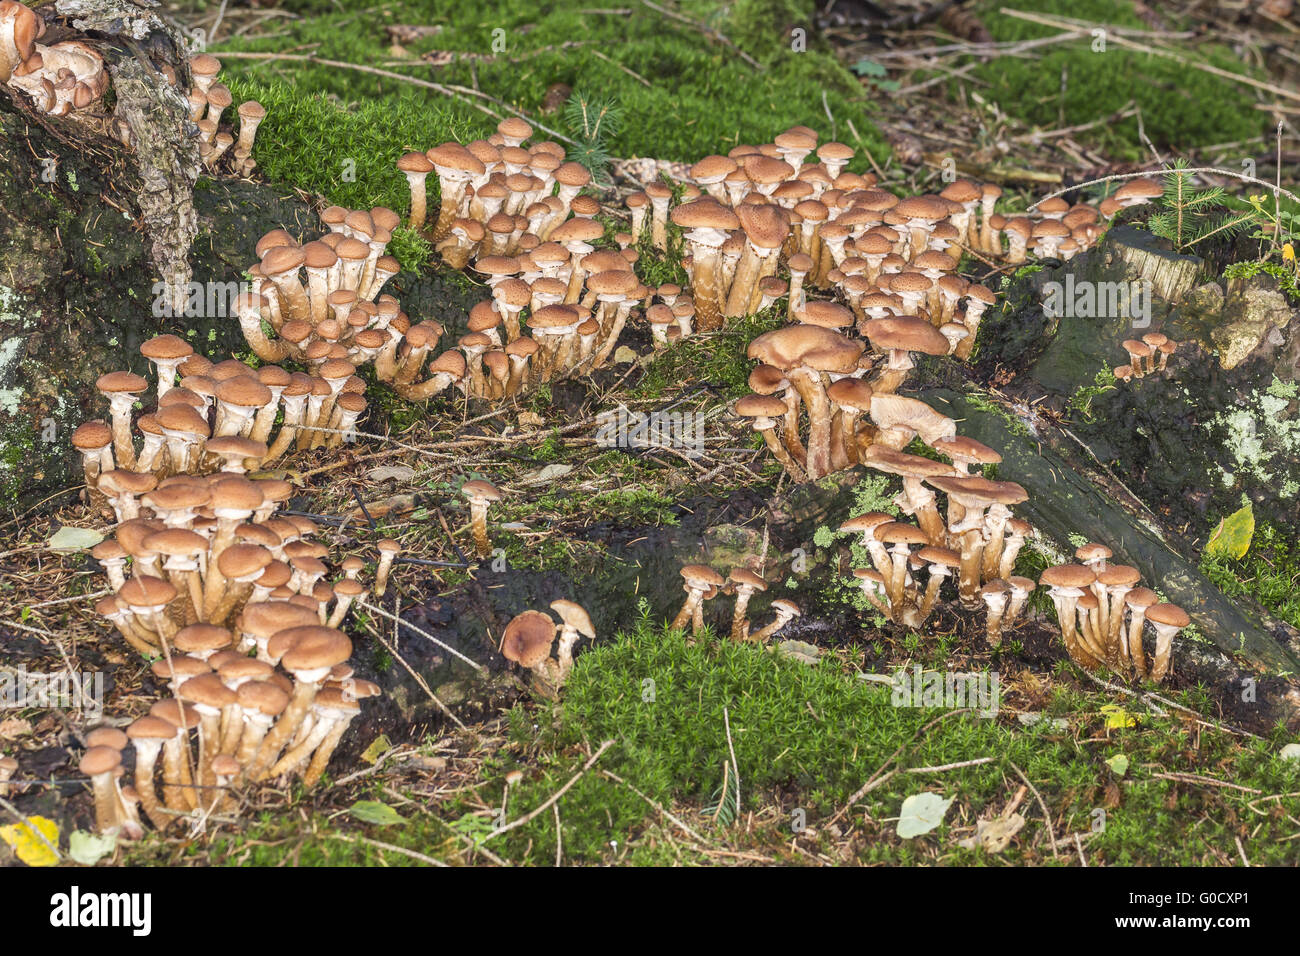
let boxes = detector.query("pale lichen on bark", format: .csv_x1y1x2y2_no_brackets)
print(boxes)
56,0,200,313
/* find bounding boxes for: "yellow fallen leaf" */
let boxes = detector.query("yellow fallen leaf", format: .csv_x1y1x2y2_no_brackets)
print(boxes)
1100,704,1140,730
0,815,60,867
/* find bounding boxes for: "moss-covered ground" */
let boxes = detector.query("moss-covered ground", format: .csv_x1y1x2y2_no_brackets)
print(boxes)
120,612,1300,866
1,0,1297,869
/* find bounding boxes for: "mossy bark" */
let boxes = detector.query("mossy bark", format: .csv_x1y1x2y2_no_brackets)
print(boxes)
976,225,1300,533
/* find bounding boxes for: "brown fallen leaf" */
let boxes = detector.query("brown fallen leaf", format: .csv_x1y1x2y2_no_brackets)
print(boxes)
348,493,416,522
958,812,1026,853
0,718,33,740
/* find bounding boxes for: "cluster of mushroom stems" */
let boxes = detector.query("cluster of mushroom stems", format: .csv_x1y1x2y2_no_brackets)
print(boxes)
501,600,595,695
186,53,265,177
1115,331,1178,382
669,563,802,644
72,335,367,512
393,120,666,400
242,214,404,376
79,628,379,837
1040,544,1188,683
833,417,1033,639
74,447,388,833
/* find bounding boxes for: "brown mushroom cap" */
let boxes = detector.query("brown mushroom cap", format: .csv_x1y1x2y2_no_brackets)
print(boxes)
1125,587,1159,610
462,479,502,502
840,512,895,535
861,444,952,479
1076,542,1113,563
1145,603,1190,628
681,564,725,589
874,522,929,546
747,324,864,373
277,626,353,673
926,474,1028,507
863,316,950,356
502,609,557,668
127,716,178,741
917,546,962,568
549,599,595,638
1039,564,1097,589
1097,565,1141,587
932,436,1002,467
79,746,121,777
178,672,238,709
728,568,767,592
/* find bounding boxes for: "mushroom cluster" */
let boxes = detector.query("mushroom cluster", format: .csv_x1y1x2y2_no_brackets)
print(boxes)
240,216,403,372
1040,544,1188,683
186,53,265,177
1115,331,1178,381
668,563,801,643
365,238,658,403
841,445,1034,642
631,129,1163,343
73,336,366,505
1,1,107,118
79,631,379,836
90,470,378,657
399,118,593,263
501,600,594,695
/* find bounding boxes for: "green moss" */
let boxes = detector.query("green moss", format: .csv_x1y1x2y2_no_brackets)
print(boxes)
221,78,473,228
1066,367,1119,423
635,311,784,401
0,419,36,507
214,0,887,182
967,0,1265,153
1223,259,1300,304
1202,522,1300,630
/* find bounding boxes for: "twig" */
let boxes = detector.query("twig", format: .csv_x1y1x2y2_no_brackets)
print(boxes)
601,769,709,843
590,49,651,88
334,833,449,866
1009,760,1059,858
905,756,995,773
214,52,577,144
723,704,740,817
828,709,973,825
482,739,614,841
639,0,762,70
357,600,485,673
1152,772,1262,794
360,618,470,733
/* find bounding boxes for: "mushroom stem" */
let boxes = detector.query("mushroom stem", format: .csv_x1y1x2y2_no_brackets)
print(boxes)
670,588,702,632
301,716,354,788
132,744,169,831
160,734,190,813
730,588,755,642
89,772,121,834
1127,609,1149,679
956,529,985,609
469,500,492,559
786,368,833,479
248,677,326,783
